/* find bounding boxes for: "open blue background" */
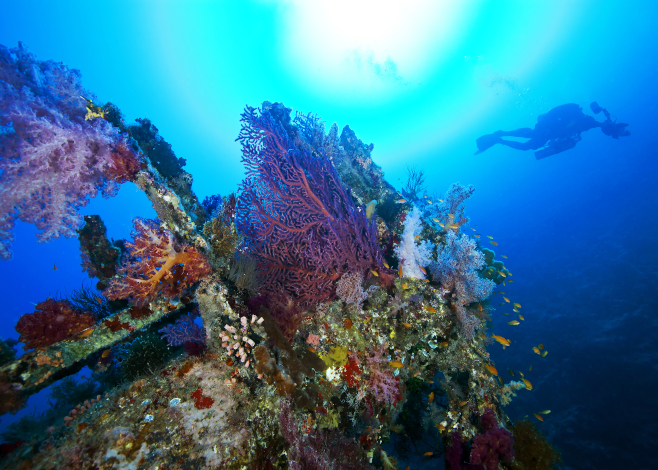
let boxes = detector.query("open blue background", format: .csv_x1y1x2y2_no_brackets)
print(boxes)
1,1,656,468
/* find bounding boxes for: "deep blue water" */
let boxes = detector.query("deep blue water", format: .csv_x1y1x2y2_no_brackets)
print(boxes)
1,2,657,469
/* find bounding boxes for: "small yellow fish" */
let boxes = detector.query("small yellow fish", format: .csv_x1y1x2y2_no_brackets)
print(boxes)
502,313,509,316
498,271,507,277
440,342,449,347
518,314,525,320
428,392,435,404
522,378,532,390
399,265,403,277
383,262,390,269
448,224,459,229
503,281,507,286
501,255,508,258
492,334,510,347
532,347,541,355
509,369,515,377
432,218,440,223
513,307,520,313
538,344,544,350
396,199,407,204
498,376,504,385
428,380,434,383
490,241,498,246
101,349,111,358
471,228,477,231
478,303,483,312
529,364,533,371
439,222,445,228
370,270,379,277
508,279,515,283
419,266,427,275
401,322,411,329
487,235,494,239
519,371,524,377
534,413,544,422
436,423,445,431
427,200,432,204
507,320,520,325
459,401,468,406
96,297,103,304
542,351,548,358
503,297,510,303
539,410,551,414
424,452,433,456
438,199,443,202
513,303,521,308
485,364,498,376
401,283,408,289
389,361,404,368
424,306,437,313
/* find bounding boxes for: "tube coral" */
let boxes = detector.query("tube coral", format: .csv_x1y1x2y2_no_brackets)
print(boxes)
103,218,212,307
236,105,384,306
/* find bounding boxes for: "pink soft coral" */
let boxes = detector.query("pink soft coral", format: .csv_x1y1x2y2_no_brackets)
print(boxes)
365,342,401,405
104,218,212,307
0,43,141,260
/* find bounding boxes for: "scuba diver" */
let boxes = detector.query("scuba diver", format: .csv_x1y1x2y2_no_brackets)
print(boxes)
475,102,630,159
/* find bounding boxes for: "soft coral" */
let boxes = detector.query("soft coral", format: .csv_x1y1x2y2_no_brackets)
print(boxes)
104,218,211,307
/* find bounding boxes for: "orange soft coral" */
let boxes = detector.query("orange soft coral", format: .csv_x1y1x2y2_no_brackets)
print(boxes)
104,218,212,307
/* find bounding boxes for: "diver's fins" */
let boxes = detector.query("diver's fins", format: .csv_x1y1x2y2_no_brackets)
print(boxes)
474,133,501,155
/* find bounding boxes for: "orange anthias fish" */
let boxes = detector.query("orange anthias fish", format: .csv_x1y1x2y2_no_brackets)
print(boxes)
490,241,498,246
538,344,545,350
396,199,407,204
532,347,541,355
492,334,511,347
389,361,404,368
485,364,498,376
398,265,403,277
514,302,522,308
424,452,433,456
534,413,544,422
432,218,440,223
401,283,408,289
459,401,468,406
503,297,510,303
101,349,111,358
424,306,437,313
418,265,427,275
478,303,483,312
440,341,449,347
522,378,532,390
501,255,508,258
401,322,411,329
507,320,520,325
428,392,435,404
79,328,94,338
53,264,58,271
542,351,548,358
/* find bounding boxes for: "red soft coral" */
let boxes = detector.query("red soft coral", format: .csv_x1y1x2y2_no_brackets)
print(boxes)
15,298,96,350
104,218,212,307
469,409,515,470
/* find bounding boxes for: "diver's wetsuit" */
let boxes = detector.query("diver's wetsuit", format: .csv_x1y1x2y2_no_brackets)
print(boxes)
475,103,612,158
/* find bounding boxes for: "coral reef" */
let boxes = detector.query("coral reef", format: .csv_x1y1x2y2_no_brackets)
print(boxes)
395,206,434,279
159,313,206,347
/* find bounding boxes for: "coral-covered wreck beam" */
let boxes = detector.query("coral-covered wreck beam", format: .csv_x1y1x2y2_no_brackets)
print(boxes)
0,298,187,416
236,105,384,305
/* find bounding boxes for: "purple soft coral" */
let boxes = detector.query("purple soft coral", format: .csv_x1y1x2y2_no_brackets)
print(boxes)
236,105,383,306
159,313,206,347
431,230,494,339
470,409,515,469
365,343,401,405
0,43,140,259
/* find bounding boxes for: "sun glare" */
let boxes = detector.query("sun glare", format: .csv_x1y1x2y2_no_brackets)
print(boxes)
283,0,471,98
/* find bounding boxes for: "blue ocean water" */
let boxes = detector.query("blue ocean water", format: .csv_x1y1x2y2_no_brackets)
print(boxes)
0,1,656,469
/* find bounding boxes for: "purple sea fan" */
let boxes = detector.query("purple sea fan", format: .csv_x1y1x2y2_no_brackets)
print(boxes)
236,105,384,306
431,230,494,338
159,313,206,347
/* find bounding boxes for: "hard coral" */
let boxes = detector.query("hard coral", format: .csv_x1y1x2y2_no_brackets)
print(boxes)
15,298,96,350
104,218,212,307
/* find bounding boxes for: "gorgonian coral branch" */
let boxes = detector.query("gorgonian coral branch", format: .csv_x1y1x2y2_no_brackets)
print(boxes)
103,218,212,307
236,105,384,306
